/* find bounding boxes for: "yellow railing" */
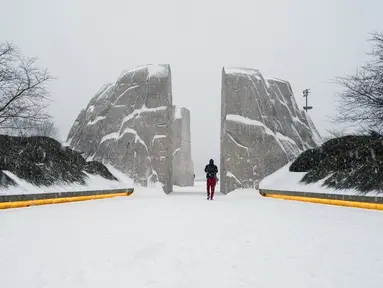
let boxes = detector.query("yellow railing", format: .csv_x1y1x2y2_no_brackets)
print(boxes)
260,190,383,211
0,189,133,210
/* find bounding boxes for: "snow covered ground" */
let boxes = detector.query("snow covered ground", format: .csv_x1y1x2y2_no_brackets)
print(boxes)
260,163,383,197
1,180,382,288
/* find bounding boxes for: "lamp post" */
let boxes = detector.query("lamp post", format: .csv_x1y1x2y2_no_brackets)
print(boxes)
302,88,313,112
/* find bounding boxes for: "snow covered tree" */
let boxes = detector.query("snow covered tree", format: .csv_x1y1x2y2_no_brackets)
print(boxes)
334,32,383,132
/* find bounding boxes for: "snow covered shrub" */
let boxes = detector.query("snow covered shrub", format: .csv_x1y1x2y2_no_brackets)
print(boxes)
289,133,383,193
0,134,117,187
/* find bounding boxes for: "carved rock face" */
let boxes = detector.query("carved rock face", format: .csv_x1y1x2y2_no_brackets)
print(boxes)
172,106,194,187
67,64,173,193
220,67,321,194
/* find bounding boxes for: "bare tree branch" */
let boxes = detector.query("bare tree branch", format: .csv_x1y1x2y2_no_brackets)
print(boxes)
0,42,53,133
2,118,59,139
332,31,383,133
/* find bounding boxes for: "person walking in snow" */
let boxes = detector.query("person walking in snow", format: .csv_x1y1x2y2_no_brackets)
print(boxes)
204,159,218,200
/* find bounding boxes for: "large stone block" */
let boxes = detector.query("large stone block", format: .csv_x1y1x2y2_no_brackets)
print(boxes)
220,67,321,194
67,64,173,193
172,106,194,186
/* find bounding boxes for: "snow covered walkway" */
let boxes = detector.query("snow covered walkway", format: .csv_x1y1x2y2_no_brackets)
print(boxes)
0,183,382,288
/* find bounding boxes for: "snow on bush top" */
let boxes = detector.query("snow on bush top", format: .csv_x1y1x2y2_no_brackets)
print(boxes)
289,133,383,194
0,135,118,190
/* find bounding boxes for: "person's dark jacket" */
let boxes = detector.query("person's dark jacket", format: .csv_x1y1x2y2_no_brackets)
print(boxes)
205,160,218,179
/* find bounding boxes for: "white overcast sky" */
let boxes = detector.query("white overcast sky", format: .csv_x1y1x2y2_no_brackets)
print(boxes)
1,0,383,176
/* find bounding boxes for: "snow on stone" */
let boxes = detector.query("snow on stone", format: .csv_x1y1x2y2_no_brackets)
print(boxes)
221,67,321,193
87,105,95,113
120,128,148,151
100,132,120,144
67,64,172,190
87,116,106,126
126,65,147,74
152,134,166,140
226,113,291,157
116,64,168,82
224,67,262,79
151,169,158,177
99,105,168,146
87,153,95,161
173,148,181,156
152,134,166,144
96,83,114,101
267,77,289,84
117,65,147,81
118,105,167,132
304,112,323,145
227,133,249,156
310,127,322,145
273,88,289,107
147,64,169,78
226,171,242,184
100,127,146,149
113,84,141,104
292,115,308,129
276,132,297,145
265,79,271,89
226,114,274,136
94,83,110,97
174,106,182,119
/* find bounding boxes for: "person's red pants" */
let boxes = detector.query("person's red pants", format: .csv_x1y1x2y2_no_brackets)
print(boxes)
207,177,217,199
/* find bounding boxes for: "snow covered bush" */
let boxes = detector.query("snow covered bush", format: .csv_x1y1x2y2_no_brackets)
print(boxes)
290,132,383,193
0,134,117,187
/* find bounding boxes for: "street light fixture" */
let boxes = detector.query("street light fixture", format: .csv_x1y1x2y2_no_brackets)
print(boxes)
302,88,313,112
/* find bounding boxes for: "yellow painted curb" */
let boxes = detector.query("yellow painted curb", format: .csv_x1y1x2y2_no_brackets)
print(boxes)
263,193,383,211
0,192,131,210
